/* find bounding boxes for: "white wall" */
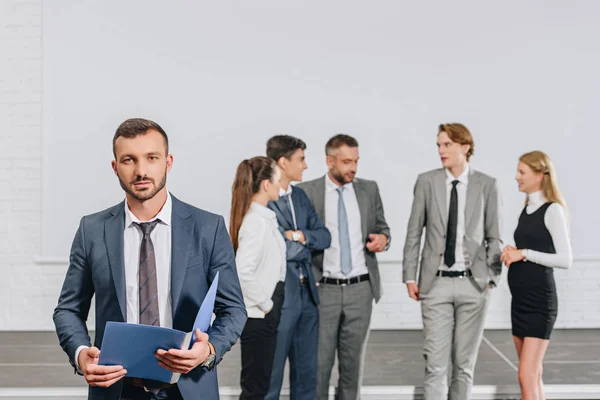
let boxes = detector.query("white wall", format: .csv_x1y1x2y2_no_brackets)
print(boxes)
1,0,599,330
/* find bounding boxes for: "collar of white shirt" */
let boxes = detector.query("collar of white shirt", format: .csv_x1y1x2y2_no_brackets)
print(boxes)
279,185,293,197
445,164,470,186
250,201,278,222
325,174,354,193
527,190,546,207
124,191,172,228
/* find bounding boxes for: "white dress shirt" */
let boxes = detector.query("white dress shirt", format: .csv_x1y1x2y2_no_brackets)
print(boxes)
123,193,173,327
323,175,369,279
75,193,173,371
236,202,287,318
521,191,573,269
279,185,298,229
439,165,471,271
279,185,305,278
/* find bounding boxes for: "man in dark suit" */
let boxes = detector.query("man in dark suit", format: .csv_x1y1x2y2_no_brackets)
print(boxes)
53,118,247,400
264,135,331,400
298,134,391,400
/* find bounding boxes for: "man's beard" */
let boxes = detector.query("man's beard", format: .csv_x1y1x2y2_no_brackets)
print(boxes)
118,170,167,201
331,169,353,185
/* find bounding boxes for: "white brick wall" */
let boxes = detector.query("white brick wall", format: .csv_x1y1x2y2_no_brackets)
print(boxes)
0,0,43,330
1,0,599,331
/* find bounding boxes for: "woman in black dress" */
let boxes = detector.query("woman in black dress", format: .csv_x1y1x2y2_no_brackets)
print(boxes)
501,151,572,400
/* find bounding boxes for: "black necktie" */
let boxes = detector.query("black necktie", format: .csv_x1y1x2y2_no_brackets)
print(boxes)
444,180,459,268
135,220,161,326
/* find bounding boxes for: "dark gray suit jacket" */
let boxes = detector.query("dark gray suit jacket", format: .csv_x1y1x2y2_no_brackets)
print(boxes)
402,168,503,294
53,194,247,400
298,176,391,302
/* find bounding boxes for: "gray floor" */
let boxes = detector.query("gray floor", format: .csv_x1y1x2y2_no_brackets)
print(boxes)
0,329,598,391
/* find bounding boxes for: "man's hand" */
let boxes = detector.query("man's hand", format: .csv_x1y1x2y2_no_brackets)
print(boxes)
366,233,388,252
285,230,306,244
406,282,420,301
79,346,127,387
155,329,211,374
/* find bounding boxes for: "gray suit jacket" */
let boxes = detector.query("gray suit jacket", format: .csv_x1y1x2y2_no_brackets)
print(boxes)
402,168,503,295
298,176,391,302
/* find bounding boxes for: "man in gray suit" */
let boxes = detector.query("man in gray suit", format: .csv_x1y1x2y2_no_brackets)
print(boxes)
299,134,391,400
403,123,502,400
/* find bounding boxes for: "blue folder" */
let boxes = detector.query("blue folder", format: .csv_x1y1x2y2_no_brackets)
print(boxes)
98,272,219,383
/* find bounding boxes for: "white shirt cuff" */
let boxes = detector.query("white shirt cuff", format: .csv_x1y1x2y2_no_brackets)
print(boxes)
74,345,89,374
258,298,274,313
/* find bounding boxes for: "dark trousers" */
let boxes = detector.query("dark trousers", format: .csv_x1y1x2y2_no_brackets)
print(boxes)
266,282,319,400
120,379,182,400
240,281,285,399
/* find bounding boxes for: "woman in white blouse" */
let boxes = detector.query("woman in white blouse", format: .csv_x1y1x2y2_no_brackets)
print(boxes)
501,150,572,400
229,156,287,400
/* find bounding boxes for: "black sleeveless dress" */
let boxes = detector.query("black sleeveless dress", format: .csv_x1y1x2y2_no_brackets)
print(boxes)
508,202,558,339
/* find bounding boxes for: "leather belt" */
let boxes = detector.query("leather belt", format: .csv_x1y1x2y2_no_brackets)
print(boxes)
436,269,472,278
320,273,370,286
126,377,175,391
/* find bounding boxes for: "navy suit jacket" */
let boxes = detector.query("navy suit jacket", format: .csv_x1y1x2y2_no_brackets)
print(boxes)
268,186,331,306
53,194,247,400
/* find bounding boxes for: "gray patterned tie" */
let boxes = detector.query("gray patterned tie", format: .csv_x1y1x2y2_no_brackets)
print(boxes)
337,187,353,276
135,220,161,326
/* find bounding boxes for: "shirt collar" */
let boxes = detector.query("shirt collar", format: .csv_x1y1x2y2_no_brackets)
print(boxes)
528,190,546,207
325,173,354,193
124,191,172,228
250,201,277,221
279,185,293,197
445,164,470,185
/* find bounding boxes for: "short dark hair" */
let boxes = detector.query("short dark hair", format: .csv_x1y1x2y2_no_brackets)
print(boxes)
325,134,359,155
266,135,306,162
113,118,169,157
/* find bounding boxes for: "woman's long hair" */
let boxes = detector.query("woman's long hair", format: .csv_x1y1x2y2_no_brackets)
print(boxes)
230,156,277,253
519,150,567,213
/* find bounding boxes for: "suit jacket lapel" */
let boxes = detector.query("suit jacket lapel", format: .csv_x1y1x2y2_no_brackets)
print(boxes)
353,179,369,241
314,177,326,222
272,197,295,229
290,187,302,228
170,196,194,316
465,170,481,230
105,203,127,321
434,169,447,229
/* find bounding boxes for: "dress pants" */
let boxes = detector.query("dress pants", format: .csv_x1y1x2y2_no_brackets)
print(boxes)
240,281,285,399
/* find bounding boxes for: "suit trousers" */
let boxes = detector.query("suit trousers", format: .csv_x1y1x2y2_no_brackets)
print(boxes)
266,282,319,400
316,280,373,400
240,282,285,399
419,276,490,400
120,380,182,400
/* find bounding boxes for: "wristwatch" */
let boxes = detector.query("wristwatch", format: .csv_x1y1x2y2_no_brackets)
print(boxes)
292,231,301,242
201,342,216,370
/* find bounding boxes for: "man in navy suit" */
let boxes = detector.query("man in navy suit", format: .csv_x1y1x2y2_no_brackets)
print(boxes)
53,118,247,400
265,135,331,400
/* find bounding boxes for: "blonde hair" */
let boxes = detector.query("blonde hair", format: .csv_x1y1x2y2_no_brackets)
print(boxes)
519,151,567,214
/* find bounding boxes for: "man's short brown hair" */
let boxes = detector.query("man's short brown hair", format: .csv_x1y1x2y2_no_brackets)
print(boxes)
325,134,359,156
438,123,474,160
113,118,169,157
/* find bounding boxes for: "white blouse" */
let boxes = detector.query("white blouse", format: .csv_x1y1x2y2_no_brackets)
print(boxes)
522,191,573,269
